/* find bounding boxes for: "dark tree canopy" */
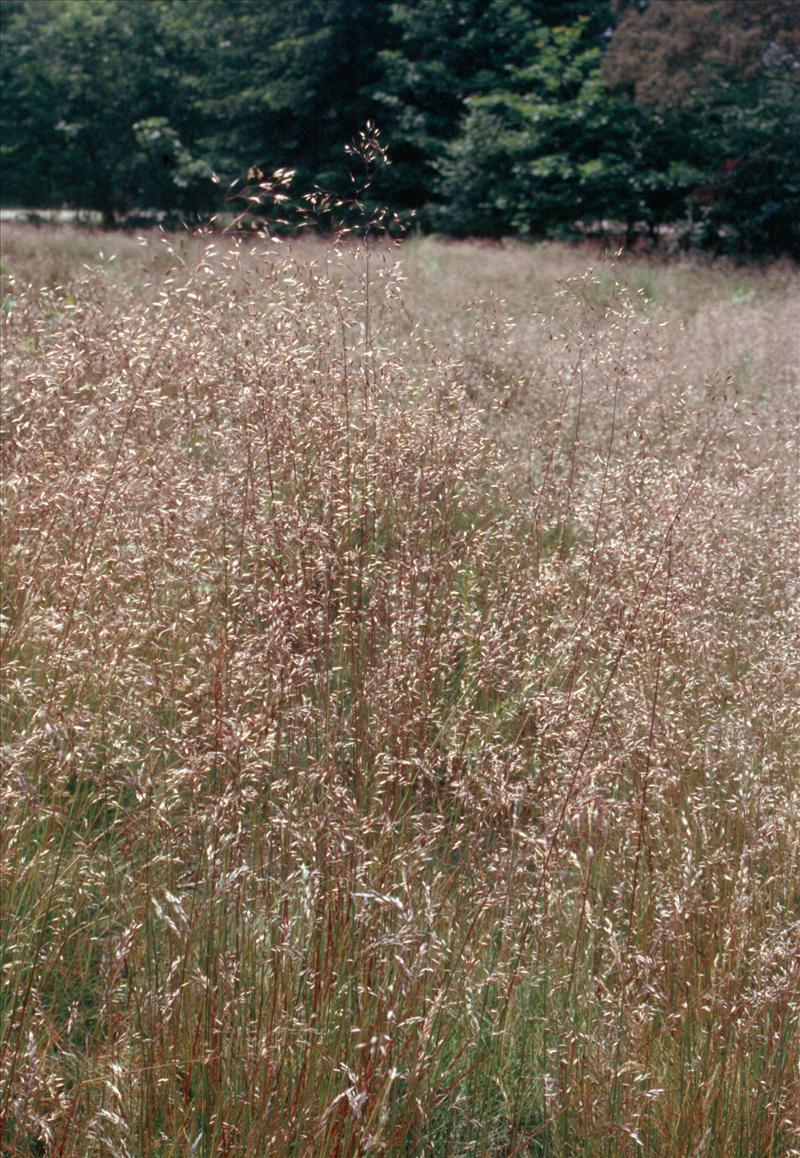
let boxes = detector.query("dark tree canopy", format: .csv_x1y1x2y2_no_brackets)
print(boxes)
1,0,797,256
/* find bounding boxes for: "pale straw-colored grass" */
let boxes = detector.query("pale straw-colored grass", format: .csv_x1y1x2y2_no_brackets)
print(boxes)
1,225,798,1156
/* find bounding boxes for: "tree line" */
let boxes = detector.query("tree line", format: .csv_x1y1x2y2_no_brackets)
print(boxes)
1,0,798,257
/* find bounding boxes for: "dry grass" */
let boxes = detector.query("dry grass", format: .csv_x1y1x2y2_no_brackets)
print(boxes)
1,223,799,1156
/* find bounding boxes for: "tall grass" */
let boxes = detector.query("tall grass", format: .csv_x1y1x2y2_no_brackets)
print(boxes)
1,225,798,1156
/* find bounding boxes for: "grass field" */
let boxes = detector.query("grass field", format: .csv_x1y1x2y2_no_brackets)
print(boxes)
1,223,799,1156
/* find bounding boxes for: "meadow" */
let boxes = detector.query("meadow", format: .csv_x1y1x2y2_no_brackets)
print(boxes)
1,223,798,1156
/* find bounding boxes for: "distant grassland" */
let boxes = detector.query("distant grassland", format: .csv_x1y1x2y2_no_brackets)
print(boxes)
1,224,798,1156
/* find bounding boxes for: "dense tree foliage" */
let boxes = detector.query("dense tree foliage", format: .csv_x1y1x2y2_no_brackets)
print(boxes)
603,0,800,256
1,0,797,255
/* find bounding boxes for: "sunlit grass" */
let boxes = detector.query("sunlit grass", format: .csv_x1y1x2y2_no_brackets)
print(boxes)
1,224,798,1156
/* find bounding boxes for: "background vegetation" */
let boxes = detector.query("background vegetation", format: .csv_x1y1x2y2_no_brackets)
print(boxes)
1,223,799,1154
1,0,799,257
